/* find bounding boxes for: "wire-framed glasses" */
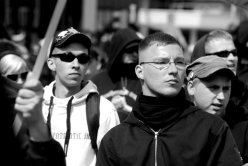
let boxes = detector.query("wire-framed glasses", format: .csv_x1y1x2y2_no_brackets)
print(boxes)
139,59,186,70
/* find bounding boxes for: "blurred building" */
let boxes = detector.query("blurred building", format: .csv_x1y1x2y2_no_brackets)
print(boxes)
1,0,248,49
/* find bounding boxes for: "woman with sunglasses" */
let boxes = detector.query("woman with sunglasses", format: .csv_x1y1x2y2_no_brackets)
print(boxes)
191,29,248,164
0,50,31,153
0,50,66,165
0,50,29,115
0,51,29,84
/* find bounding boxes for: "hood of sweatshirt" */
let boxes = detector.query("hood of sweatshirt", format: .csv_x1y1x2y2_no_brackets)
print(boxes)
43,80,98,105
191,34,207,63
43,80,99,156
107,28,141,82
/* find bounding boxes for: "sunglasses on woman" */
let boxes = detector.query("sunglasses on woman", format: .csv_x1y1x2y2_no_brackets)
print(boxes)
205,49,237,58
7,72,28,82
51,52,90,64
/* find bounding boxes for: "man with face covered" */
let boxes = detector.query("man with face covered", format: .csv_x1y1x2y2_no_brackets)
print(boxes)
91,28,142,121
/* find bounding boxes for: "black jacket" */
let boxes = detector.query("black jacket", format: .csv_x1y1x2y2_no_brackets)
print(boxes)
96,93,242,166
229,120,248,163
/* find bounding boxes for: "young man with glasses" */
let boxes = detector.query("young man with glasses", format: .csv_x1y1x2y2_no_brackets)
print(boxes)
43,27,120,166
96,32,242,166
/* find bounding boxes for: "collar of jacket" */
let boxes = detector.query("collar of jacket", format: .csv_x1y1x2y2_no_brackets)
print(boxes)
125,89,197,132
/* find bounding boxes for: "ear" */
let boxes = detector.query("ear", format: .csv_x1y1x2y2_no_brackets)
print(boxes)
47,58,56,71
187,80,195,96
135,64,144,80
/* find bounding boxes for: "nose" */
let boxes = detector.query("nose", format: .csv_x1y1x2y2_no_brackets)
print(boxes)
72,58,80,68
167,62,178,74
216,90,225,100
16,76,24,84
227,53,236,60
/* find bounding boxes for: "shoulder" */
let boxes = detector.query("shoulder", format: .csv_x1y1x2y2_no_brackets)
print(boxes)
99,96,116,112
98,96,120,124
43,81,55,99
100,123,127,141
187,109,229,134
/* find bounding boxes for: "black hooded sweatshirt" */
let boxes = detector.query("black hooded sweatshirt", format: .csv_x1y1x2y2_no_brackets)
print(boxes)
91,28,142,121
96,90,242,166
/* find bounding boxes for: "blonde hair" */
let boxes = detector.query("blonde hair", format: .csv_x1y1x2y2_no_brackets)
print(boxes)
0,53,28,76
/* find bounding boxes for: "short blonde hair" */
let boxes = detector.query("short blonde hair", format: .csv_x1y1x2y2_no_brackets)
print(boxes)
0,53,28,76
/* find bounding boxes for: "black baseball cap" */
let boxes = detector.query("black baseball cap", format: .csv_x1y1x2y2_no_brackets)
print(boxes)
49,27,91,57
186,55,235,81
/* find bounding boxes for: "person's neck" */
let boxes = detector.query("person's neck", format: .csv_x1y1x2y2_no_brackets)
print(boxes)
133,90,188,131
53,82,81,98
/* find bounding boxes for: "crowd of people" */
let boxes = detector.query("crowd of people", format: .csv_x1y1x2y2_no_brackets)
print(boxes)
1,7,248,166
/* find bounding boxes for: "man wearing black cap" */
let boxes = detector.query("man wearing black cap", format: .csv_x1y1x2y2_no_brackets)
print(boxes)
186,55,235,117
186,55,248,165
43,27,120,166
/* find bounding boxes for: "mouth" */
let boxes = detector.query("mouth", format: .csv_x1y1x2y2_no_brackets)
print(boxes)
166,79,179,84
211,103,224,111
69,73,81,77
226,63,236,68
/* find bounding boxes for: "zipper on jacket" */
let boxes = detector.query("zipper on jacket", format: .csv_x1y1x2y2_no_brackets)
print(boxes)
154,131,158,166
136,119,161,166
150,128,160,166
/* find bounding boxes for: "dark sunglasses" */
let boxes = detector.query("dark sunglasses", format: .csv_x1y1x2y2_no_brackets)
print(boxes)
51,52,90,64
7,72,28,82
205,49,237,58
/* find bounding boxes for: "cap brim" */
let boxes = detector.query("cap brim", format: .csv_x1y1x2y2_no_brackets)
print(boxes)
198,67,235,79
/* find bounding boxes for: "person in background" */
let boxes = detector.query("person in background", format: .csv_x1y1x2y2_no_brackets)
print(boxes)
186,55,248,164
0,72,66,166
85,47,106,80
0,23,11,40
91,28,142,121
43,27,119,166
96,32,242,166
0,51,30,147
191,29,248,126
233,20,248,84
0,51,29,84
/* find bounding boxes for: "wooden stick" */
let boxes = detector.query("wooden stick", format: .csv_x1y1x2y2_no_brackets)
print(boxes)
13,0,67,136
32,0,67,80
